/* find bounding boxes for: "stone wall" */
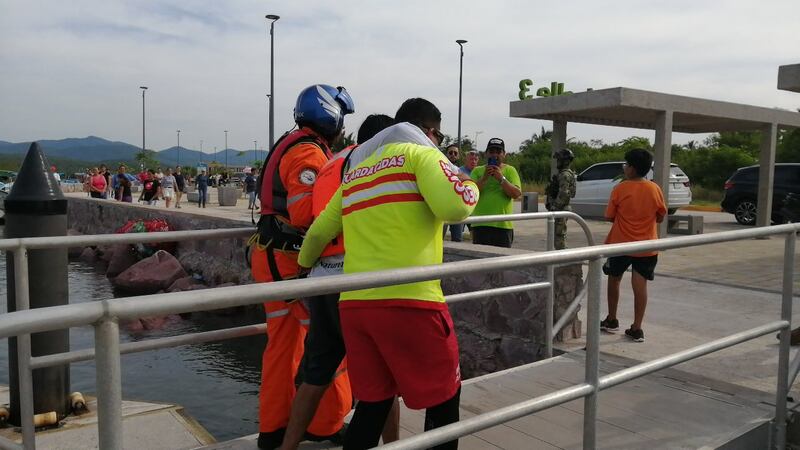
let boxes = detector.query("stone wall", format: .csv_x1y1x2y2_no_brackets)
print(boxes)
67,197,584,378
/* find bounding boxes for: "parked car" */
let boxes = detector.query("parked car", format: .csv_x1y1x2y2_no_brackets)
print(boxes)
721,163,800,226
572,162,692,217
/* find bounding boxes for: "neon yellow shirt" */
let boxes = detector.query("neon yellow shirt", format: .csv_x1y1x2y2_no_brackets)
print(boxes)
470,164,521,229
298,123,479,305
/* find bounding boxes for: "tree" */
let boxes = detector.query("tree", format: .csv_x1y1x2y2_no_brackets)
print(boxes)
134,149,159,170
332,132,355,153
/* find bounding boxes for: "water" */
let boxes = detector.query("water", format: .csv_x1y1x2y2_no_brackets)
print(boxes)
0,238,266,441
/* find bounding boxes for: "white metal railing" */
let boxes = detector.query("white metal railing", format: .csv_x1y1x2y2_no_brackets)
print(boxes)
0,217,795,449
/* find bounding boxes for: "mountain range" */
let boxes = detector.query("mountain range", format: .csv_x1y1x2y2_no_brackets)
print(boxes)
0,136,266,168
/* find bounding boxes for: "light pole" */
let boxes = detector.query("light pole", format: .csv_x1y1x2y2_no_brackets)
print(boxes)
456,39,467,151
139,86,148,153
176,129,181,167
254,140,258,166
266,14,280,150
224,130,229,170
200,139,204,165
474,131,483,151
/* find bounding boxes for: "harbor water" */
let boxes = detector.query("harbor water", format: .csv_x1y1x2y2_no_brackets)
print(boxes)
0,231,265,441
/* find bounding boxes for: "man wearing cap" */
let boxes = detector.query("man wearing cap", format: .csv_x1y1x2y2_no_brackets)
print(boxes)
470,138,522,247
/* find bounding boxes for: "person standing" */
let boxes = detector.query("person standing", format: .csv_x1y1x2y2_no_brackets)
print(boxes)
174,167,186,208
113,164,136,202
250,84,355,449
88,167,107,199
545,149,577,249
460,150,479,178
161,168,177,208
298,98,479,450
140,169,161,205
99,164,112,199
195,170,208,208
443,144,465,242
50,165,61,182
600,149,667,343
244,170,258,210
469,138,522,247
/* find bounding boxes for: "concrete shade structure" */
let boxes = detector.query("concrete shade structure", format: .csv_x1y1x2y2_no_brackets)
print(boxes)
778,64,800,93
510,87,800,235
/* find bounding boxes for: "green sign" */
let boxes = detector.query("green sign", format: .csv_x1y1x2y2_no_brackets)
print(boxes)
518,79,574,100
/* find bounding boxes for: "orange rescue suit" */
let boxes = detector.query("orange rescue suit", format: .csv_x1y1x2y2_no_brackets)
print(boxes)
251,128,351,436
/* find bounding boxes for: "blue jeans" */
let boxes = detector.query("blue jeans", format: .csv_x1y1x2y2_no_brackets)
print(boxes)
444,224,463,242
198,187,207,207
248,191,257,209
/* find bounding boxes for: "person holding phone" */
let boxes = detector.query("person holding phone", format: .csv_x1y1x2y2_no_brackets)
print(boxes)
469,137,522,247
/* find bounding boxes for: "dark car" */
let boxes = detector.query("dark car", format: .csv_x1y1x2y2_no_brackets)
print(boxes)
721,163,800,225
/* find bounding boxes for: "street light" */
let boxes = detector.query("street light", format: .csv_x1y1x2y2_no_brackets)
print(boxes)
176,129,181,167
456,39,467,151
139,86,148,153
266,14,280,150
224,130,229,170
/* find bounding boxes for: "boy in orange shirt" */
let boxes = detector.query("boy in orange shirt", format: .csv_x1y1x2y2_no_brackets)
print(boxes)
600,149,667,342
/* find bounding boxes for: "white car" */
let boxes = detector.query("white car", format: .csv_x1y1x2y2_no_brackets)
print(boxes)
571,162,692,217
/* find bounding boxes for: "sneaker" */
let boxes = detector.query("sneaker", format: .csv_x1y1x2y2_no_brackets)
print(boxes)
257,428,286,450
625,327,645,342
305,424,347,445
600,317,619,332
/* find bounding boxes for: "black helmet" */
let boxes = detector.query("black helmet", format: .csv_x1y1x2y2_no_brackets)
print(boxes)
553,149,574,161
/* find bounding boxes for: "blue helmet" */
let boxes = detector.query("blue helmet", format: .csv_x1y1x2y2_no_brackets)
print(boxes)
293,84,355,138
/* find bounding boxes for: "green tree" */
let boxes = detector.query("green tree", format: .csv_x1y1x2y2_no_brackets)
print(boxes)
134,149,159,170
332,132,355,153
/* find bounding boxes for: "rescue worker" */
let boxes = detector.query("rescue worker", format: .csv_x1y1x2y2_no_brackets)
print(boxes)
250,84,355,449
545,148,577,249
279,114,398,450
298,98,479,450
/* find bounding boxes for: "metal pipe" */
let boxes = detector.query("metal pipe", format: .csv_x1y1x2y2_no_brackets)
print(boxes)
455,211,596,246
455,39,467,151
599,321,787,390
583,259,602,449
546,217,555,358
445,282,549,304
94,318,123,450
378,383,594,450
13,248,35,449
31,324,267,369
0,436,23,450
788,350,800,389
0,224,797,339
774,231,795,449
553,285,587,336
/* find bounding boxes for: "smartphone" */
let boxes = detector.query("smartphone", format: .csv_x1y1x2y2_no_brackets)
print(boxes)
487,156,499,167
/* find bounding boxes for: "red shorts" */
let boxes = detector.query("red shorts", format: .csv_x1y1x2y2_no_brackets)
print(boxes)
339,303,461,410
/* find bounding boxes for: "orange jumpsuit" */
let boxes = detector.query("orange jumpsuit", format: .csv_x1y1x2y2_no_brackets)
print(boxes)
251,130,351,436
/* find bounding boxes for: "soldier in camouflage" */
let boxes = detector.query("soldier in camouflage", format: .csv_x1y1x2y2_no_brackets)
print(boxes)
545,149,577,249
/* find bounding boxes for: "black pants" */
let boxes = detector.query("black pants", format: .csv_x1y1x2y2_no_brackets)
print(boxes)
471,226,513,248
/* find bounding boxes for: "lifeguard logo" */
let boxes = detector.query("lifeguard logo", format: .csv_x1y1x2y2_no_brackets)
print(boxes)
343,155,406,184
439,160,477,206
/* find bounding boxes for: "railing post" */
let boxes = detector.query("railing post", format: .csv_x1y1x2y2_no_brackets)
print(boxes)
774,231,796,449
13,247,35,450
545,216,556,358
95,318,123,450
583,258,602,450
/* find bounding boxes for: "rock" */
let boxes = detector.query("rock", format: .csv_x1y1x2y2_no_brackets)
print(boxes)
167,276,202,292
113,250,188,295
79,247,97,263
106,244,139,278
97,245,115,263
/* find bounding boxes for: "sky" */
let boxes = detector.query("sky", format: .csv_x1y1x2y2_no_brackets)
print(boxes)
1,0,799,154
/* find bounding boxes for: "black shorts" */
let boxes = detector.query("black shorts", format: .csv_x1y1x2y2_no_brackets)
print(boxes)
603,255,658,281
302,292,346,386
472,226,514,248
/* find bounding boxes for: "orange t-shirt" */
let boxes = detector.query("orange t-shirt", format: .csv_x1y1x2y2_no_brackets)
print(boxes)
604,179,667,257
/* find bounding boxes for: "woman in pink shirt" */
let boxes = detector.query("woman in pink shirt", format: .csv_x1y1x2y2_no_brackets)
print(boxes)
89,167,107,199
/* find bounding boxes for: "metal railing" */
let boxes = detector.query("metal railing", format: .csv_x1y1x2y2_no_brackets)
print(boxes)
0,218,794,449
0,211,593,449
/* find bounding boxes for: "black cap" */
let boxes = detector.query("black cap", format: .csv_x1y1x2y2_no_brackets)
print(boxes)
486,137,505,151
4,142,67,215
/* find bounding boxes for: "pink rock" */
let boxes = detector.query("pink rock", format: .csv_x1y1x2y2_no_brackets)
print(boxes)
106,244,139,278
113,250,188,295
79,247,97,263
167,276,202,292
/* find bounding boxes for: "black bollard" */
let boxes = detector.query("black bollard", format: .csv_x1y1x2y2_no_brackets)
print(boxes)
5,142,70,424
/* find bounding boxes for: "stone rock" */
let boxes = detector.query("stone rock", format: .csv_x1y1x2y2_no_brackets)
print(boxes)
79,247,97,263
106,244,139,278
97,245,115,263
113,250,188,295
167,276,203,292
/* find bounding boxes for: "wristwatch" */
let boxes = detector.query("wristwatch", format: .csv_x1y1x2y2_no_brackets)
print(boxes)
500,176,508,184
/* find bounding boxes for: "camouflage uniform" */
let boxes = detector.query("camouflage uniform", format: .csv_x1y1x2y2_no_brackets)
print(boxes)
545,168,576,249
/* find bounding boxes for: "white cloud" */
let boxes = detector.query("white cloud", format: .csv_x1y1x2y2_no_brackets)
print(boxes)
0,0,798,155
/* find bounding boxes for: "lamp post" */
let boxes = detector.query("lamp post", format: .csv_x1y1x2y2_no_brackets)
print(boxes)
254,140,258,166
266,14,280,150
200,140,204,165
139,86,148,153
456,39,467,151
176,129,181,167
224,130,229,170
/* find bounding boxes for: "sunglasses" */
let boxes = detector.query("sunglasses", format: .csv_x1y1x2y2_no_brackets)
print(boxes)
429,128,445,145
